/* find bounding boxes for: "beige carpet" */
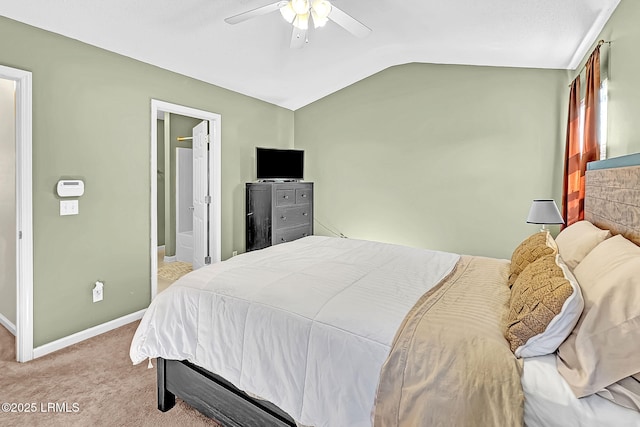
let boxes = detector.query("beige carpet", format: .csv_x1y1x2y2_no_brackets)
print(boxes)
158,262,192,282
0,322,221,427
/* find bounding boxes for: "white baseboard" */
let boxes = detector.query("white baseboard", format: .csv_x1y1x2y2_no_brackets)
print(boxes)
0,312,16,336
157,245,165,252
163,255,177,262
32,309,146,359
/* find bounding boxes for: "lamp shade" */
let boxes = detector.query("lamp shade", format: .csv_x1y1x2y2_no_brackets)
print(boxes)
526,199,565,225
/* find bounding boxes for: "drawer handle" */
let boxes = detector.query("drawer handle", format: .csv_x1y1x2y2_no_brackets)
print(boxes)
281,216,287,221
301,194,307,198
283,195,289,199
302,212,308,216
281,237,287,242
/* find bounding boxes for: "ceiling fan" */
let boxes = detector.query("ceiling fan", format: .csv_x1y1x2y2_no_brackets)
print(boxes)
224,0,372,48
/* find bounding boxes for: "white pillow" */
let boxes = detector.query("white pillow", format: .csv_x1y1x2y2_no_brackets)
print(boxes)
555,221,611,269
557,235,640,397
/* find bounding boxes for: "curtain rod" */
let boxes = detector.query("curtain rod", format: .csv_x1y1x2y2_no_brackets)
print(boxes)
569,39,611,86
176,136,193,141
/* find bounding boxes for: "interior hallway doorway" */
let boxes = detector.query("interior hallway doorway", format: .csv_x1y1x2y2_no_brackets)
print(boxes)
0,64,33,362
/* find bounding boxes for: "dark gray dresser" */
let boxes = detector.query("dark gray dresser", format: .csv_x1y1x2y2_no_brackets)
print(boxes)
246,182,314,251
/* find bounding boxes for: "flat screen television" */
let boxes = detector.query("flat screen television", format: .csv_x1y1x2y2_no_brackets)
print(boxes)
256,147,304,181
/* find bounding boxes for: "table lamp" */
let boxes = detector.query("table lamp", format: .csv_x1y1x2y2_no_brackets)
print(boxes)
526,199,564,232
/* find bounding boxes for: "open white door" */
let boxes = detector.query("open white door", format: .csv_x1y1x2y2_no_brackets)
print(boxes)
192,120,208,270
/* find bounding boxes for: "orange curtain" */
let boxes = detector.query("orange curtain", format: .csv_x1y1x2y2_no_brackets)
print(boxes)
562,78,582,226
562,46,601,226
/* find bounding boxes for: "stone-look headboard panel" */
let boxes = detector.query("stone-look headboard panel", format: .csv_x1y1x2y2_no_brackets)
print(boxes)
584,164,640,246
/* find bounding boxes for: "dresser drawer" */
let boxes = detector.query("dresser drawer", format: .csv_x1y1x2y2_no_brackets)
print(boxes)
275,189,295,207
295,188,312,205
274,225,312,245
247,182,313,251
275,205,312,229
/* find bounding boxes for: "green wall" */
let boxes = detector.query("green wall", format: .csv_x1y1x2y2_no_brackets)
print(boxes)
295,63,567,259
578,0,640,158
0,16,294,346
295,0,640,260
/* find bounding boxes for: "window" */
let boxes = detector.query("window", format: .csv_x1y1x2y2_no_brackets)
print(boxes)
599,79,608,160
577,78,608,159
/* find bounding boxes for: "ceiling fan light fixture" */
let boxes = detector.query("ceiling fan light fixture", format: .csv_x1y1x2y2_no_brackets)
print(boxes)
291,0,310,15
225,0,370,48
293,12,310,30
279,0,333,31
279,3,296,23
311,10,328,28
312,0,332,18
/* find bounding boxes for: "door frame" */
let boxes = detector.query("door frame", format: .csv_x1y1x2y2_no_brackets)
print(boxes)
150,100,221,299
0,65,34,362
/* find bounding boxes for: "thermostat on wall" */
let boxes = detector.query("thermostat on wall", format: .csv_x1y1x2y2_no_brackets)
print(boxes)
57,179,85,197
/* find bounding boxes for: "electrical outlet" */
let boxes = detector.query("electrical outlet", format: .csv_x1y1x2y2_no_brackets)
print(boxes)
93,281,104,303
232,251,238,257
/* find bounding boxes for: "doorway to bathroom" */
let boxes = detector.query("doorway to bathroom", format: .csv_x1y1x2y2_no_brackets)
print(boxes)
150,100,221,299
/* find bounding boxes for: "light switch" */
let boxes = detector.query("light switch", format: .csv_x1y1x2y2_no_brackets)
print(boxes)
60,200,79,216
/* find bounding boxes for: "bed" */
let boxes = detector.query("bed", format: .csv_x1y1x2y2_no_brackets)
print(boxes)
130,153,640,427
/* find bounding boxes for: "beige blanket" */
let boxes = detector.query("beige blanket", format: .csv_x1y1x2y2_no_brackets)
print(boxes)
373,256,524,427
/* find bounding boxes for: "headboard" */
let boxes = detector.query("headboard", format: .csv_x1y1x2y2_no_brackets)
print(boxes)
585,153,640,246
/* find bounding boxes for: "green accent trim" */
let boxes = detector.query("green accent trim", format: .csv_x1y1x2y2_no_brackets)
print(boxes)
587,153,640,170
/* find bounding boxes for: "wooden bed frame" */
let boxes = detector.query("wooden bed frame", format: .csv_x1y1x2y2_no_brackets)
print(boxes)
157,358,295,427
156,153,640,427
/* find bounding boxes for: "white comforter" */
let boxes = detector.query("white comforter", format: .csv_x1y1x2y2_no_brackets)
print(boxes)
130,236,459,427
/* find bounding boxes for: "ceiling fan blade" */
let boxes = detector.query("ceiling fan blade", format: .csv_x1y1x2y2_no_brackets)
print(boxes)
327,5,371,38
225,1,289,24
290,26,308,48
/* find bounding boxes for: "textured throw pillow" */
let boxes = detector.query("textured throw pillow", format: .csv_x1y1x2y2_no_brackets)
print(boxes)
557,234,640,398
505,254,583,358
508,231,558,287
554,220,611,270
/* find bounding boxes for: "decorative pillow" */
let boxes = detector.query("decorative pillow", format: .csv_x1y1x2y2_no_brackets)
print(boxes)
557,234,640,398
554,220,611,270
508,231,558,287
505,254,583,358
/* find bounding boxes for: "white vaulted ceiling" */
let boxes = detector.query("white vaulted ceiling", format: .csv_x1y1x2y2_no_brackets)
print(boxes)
0,0,621,110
